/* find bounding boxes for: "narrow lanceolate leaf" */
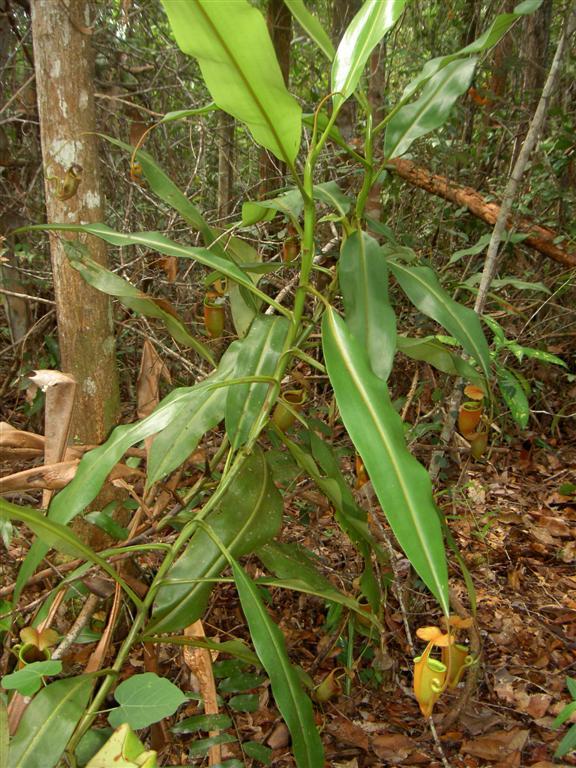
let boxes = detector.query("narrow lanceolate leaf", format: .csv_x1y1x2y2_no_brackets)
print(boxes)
388,259,491,380
332,0,407,108
64,244,215,365
322,308,449,615
161,0,301,163
149,449,283,633
226,317,289,449
384,57,477,159
147,344,239,485
1,499,140,607
396,335,483,385
98,135,216,246
497,366,529,429
231,559,324,768
340,231,396,381
24,223,286,316
283,0,335,60
15,354,239,602
399,0,542,102
8,675,93,768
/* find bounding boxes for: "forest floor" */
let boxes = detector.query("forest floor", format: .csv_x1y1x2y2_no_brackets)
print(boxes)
1,377,576,768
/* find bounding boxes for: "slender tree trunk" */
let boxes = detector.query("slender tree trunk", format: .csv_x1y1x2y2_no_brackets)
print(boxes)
512,0,553,164
31,0,120,444
258,0,291,198
218,113,235,220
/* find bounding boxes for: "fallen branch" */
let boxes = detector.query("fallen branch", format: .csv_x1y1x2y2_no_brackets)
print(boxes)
387,157,576,268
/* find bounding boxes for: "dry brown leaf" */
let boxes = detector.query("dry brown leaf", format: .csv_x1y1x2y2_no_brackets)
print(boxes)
371,733,418,762
267,723,290,750
137,339,171,420
0,460,142,492
326,717,369,751
461,728,529,760
0,423,45,449
183,621,221,766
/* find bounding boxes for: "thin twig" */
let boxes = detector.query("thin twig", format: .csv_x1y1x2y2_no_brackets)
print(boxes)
52,593,100,660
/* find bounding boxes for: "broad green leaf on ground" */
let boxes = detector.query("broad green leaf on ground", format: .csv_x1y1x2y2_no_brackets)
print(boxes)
497,366,530,429
396,335,484,385
171,713,233,734
161,0,301,164
388,259,491,380
226,316,289,449
339,231,396,381
147,343,239,485
1,660,62,697
1,498,139,607
7,674,93,768
399,0,542,103
25,223,286,317
108,673,187,730
332,0,407,109
63,242,214,365
322,307,449,614
150,448,283,633
242,181,350,226
85,724,157,768
283,0,334,60
384,57,477,159
231,559,324,768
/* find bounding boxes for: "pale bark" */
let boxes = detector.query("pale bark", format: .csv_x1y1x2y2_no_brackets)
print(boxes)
31,0,119,444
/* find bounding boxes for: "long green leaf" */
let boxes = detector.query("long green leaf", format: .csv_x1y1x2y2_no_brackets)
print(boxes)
8,675,93,768
14,352,240,602
147,345,239,485
497,366,529,429
398,0,542,103
231,559,324,768
283,0,335,60
279,431,376,552
161,0,301,164
340,231,396,381
332,0,407,109
388,260,491,380
384,57,477,159
226,316,289,449
322,308,449,614
0,499,141,607
97,135,215,244
257,542,377,625
149,448,283,633
396,335,484,384
63,242,214,365
242,181,350,226
22,223,287,316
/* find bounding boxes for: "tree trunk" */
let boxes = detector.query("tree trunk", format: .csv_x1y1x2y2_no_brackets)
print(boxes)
31,0,120,444
512,0,553,163
387,157,576,268
218,113,235,220
258,0,291,198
